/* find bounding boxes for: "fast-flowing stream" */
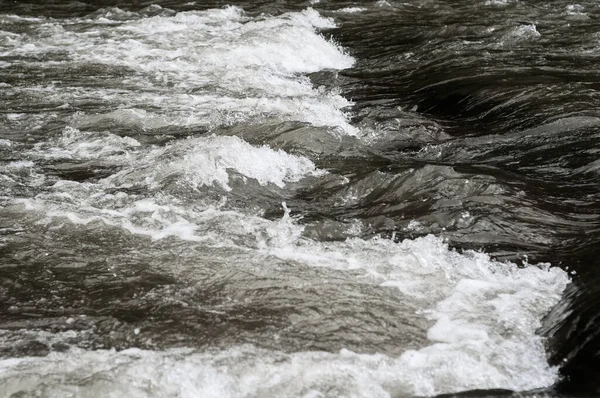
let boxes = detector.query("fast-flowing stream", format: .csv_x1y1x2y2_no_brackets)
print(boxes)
1,1,599,397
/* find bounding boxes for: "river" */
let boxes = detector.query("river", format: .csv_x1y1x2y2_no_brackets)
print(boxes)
1,1,599,397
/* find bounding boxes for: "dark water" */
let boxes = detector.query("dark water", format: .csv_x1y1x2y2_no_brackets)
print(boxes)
0,0,599,397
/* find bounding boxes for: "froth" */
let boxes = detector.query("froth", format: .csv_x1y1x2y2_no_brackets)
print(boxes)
18,131,320,242
0,230,569,397
337,7,367,13
2,7,356,133
262,232,568,395
0,5,571,397
108,134,323,192
0,194,570,396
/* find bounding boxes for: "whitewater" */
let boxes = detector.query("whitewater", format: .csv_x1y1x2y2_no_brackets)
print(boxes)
1,2,587,397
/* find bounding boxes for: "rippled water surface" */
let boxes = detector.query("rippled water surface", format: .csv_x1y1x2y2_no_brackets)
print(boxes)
0,0,599,397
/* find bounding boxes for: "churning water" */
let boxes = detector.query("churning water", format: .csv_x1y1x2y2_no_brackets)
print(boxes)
0,1,599,397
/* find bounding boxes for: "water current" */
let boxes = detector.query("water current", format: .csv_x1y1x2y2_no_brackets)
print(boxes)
0,0,599,397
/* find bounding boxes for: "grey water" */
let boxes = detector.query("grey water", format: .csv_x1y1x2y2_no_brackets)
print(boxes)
0,1,599,397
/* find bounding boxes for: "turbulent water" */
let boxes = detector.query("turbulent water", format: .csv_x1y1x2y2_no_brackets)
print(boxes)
0,0,599,397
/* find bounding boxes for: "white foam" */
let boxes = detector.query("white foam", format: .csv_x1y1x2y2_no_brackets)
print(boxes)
6,113,25,121
500,24,540,44
483,0,518,6
102,8,348,75
566,4,584,13
257,222,568,394
565,4,588,18
28,126,140,162
0,234,569,397
70,133,323,192
0,6,571,396
142,135,323,191
0,182,571,395
19,132,321,242
337,7,367,13
1,7,356,133
4,160,34,170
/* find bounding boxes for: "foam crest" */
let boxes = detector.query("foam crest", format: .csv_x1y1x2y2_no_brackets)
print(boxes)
260,233,568,395
3,7,355,132
501,24,540,44
177,136,320,190
29,127,319,191
108,134,323,191
0,231,569,397
32,126,141,160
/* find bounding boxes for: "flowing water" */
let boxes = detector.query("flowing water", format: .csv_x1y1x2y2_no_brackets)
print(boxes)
0,0,598,397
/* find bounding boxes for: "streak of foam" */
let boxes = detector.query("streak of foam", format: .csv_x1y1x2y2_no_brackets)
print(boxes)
31,126,141,161
337,7,367,13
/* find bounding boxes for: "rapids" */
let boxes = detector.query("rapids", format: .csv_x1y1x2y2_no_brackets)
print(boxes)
1,1,599,397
